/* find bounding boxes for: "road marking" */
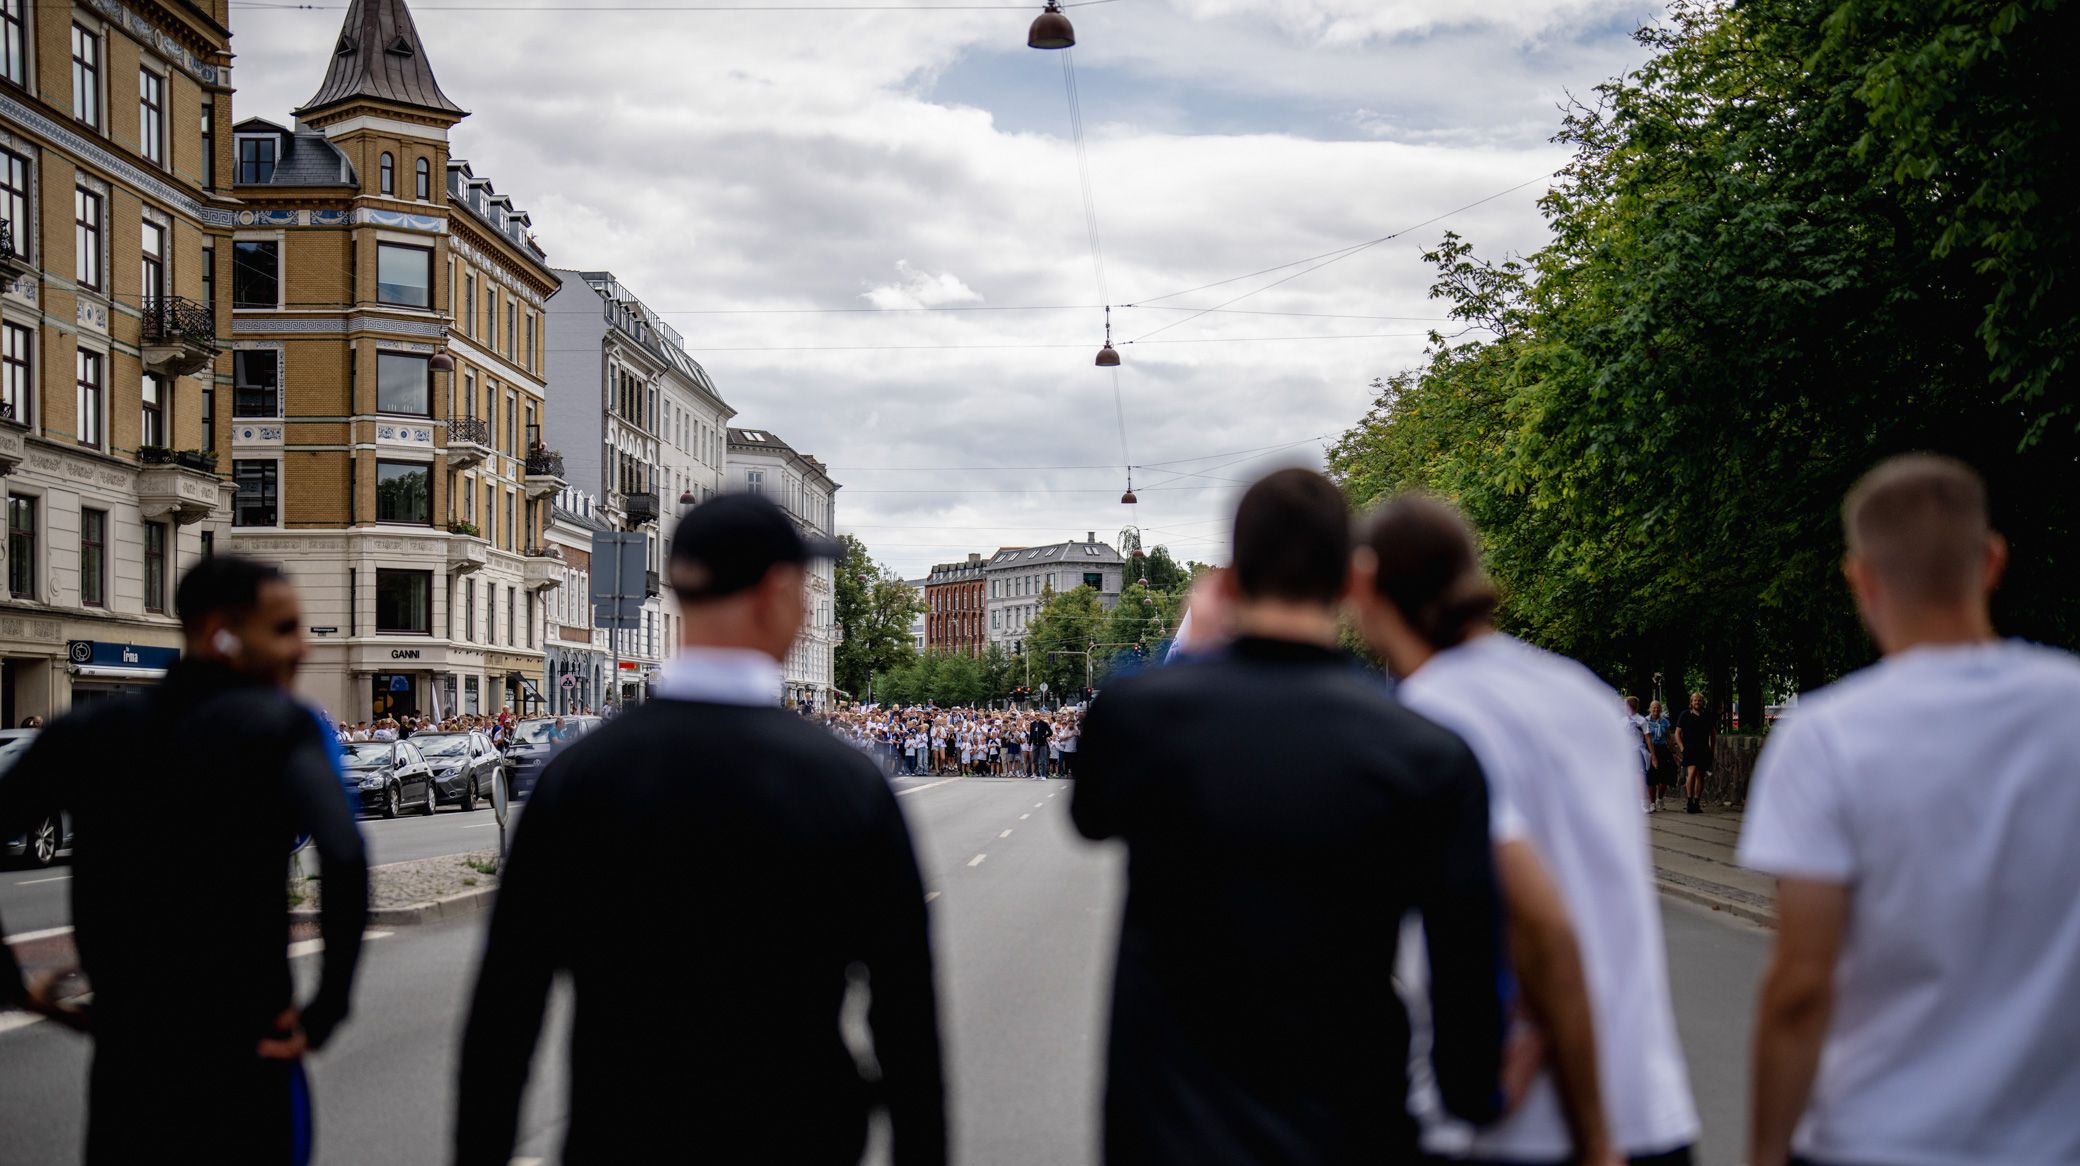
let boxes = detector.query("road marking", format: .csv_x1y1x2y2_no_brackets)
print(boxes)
288,929,395,960
896,778,960,798
924,891,941,904
512,1159,544,1166
967,854,987,868
1019,813,1030,820
998,829,1012,839
460,822,497,829
0,1012,45,1037
1034,802,1044,808
2,926,72,945
13,875,70,886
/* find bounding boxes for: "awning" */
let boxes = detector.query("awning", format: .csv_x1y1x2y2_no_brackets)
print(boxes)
70,664,169,682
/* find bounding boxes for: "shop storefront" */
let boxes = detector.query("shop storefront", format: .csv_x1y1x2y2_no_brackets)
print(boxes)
68,640,181,704
1,615,185,724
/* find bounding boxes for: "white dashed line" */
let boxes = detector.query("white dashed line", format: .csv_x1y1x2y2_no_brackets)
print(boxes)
967,854,987,868
1019,813,1030,821
897,778,961,797
924,891,941,904
288,929,395,960
999,829,1012,839
1034,802,1044,808
14,875,70,886
2,926,73,945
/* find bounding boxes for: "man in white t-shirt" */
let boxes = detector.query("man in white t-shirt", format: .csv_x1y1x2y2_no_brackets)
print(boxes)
1739,454,2080,1166
1354,494,1697,1166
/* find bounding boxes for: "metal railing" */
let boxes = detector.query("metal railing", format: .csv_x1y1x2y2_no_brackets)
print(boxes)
0,219,17,267
142,296,217,346
524,544,564,560
525,448,565,478
450,417,493,446
622,491,660,524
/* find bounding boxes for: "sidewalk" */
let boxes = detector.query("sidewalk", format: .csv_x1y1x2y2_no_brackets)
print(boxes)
1648,804,1773,927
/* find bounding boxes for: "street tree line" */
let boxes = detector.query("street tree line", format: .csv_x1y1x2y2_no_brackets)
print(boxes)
1330,0,2079,718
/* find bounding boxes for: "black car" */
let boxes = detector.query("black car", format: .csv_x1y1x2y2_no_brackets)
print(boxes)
501,716,599,798
411,730,501,812
0,728,71,868
340,739,438,819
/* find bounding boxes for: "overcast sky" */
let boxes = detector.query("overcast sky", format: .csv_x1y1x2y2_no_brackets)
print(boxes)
230,0,1662,578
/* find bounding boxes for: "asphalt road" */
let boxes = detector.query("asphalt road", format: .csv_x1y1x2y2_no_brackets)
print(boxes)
0,776,1769,1166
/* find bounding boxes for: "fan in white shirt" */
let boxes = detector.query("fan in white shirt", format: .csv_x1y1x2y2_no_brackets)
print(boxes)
1739,455,2080,1166
1353,494,1696,1166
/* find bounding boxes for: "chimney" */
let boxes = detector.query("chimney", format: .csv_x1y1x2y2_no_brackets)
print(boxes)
1086,531,1095,543
967,552,982,565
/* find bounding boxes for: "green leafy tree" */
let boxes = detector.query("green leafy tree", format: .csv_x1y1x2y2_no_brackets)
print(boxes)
1017,585,1106,700
833,534,923,700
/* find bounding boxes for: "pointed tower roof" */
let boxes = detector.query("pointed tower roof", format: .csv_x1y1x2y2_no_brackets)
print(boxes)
298,0,466,119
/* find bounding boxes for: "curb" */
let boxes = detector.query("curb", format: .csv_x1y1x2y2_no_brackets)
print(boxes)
1654,870,1774,929
290,885,497,928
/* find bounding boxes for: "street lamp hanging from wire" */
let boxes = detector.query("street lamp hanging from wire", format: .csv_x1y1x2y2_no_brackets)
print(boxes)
1027,0,1074,49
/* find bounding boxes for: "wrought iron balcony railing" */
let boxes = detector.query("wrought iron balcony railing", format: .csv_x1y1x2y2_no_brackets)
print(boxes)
525,448,565,478
450,417,493,447
142,296,218,346
0,218,18,268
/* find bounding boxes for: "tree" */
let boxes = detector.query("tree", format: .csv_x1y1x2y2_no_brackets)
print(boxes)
1097,579,1184,683
1017,585,1106,699
833,534,923,700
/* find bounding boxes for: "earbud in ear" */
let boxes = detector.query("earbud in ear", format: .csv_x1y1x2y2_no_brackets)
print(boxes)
213,630,242,657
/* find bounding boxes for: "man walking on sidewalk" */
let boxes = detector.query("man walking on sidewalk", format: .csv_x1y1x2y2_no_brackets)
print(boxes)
1073,469,1510,1164
1740,455,2080,1166
1673,692,1711,814
457,493,945,1166
0,556,369,1165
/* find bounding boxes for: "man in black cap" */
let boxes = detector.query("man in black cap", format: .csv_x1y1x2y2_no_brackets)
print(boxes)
456,492,947,1166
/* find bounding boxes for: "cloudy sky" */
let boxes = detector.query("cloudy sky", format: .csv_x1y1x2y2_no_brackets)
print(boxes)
230,0,1663,578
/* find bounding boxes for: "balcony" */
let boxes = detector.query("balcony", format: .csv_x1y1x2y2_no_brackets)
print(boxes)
447,418,493,470
524,447,566,500
141,296,222,377
523,547,564,592
0,219,26,278
446,534,488,575
137,461,227,526
622,490,660,526
644,569,661,598
0,423,25,477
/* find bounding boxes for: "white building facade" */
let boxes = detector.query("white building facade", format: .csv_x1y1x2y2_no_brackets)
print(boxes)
542,485,611,714
984,534,1124,653
727,427,837,709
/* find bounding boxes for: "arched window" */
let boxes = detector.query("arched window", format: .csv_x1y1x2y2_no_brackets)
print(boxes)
414,158,431,200
379,152,394,195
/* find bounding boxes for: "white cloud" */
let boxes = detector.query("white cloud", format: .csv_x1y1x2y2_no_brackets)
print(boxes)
223,0,1653,576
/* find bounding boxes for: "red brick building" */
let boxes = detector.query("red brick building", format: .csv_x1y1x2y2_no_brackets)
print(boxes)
925,553,989,656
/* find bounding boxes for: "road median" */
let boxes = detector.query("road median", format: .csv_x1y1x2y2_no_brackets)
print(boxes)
290,848,500,928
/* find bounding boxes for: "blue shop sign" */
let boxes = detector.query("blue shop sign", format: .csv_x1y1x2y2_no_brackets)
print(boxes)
67,641,182,670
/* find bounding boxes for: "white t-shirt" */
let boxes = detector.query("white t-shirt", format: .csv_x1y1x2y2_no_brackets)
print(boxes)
1738,640,2080,1166
1398,633,1699,1159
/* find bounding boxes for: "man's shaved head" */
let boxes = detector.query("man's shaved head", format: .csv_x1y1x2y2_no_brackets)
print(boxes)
1842,454,1992,604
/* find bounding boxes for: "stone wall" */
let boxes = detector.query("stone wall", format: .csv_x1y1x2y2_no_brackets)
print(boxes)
1707,734,1766,806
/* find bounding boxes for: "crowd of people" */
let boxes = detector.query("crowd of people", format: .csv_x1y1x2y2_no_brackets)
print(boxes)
819,707,1082,778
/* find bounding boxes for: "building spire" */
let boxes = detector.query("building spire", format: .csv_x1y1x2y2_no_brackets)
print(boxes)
298,0,466,119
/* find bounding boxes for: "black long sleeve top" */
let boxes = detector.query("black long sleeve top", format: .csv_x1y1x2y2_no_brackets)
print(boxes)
1072,637,1509,1165
455,699,946,1166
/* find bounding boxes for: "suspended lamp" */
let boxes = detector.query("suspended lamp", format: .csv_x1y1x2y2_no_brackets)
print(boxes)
679,490,696,507
1028,0,1075,50
1095,304,1121,366
1121,469,1138,506
428,350,455,373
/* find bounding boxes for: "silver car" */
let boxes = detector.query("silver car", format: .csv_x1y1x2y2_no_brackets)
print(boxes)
1,728,70,868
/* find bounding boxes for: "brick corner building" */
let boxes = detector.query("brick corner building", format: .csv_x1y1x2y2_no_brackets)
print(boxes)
924,553,986,656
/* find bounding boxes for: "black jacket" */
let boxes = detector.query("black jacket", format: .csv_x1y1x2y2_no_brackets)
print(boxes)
0,662,368,1162
1072,638,1509,1165
455,698,946,1166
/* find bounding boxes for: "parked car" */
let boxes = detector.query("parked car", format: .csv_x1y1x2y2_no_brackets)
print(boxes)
340,739,438,819
410,730,501,812
0,728,71,868
501,716,601,799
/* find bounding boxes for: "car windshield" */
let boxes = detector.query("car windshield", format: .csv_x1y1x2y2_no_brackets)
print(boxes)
515,721,564,745
340,742,393,769
412,734,471,760
0,734,36,776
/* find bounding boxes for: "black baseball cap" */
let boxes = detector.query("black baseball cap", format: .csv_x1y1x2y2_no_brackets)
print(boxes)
667,492,844,601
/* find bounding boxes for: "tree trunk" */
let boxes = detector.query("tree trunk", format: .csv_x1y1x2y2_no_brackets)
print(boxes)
1737,623,1765,734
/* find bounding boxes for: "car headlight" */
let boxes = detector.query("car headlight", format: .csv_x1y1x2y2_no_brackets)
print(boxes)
359,775,386,788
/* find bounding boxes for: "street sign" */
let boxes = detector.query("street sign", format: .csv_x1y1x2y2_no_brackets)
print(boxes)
308,626,339,635
589,531,647,630
559,674,579,689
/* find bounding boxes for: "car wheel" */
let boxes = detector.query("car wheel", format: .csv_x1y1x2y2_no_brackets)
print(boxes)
28,814,61,868
381,784,401,820
421,777,439,815
461,777,478,813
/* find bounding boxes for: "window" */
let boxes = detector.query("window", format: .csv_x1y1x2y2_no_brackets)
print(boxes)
2,0,25,87
486,289,498,351
79,508,105,607
379,152,394,196
375,460,431,525
74,187,101,290
200,101,214,188
1,148,26,258
237,136,275,184
1084,572,1103,590
74,348,102,448
233,350,278,417
747,469,764,496
463,371,476,419
6,494,32,598
138,69,164,165
506,301,516,360
463,274,475,337
376,242,432,307
376,352,430,415
375,569,432,634
505,391,516,452
233,460,276,526
232,239,279,308
461,579,474,643
143,522,167,613
525,314,536,372
201,243,215,310
70,23,97,127
505,491,515,553
525,593,535,648
414,158,430,200
141,374,165,447
2,321,29,425
140,219,167,303
201,384,214,446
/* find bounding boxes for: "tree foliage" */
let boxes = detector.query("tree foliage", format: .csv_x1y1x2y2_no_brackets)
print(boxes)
1331,0,2078,714
833,533,923,699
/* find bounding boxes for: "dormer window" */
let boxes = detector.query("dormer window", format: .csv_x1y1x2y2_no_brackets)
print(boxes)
237,135,276,184
387,36,415,57
335,34,355,56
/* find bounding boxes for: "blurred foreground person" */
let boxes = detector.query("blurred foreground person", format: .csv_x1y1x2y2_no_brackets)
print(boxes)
1354,495,1696,1166
1074,468,1509,1164
457,493,945,1166
1740,455,2080,1166
0,556,368,1165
